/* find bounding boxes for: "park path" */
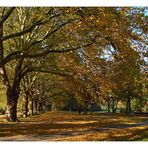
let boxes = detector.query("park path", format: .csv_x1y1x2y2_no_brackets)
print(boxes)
0,120,148,141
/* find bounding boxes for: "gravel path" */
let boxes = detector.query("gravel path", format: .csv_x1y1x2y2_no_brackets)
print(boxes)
0,120,148,141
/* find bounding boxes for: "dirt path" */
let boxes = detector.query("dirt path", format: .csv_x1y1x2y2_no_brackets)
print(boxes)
0,120,148,141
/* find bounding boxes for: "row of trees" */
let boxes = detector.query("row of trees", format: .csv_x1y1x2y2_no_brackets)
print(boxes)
0,7,148,121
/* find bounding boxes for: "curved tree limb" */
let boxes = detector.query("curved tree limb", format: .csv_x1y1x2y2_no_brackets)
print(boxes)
0,7,15,26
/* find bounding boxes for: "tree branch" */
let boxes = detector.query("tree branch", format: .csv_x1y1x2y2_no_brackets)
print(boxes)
0,33,98,68
26,19,73,50
20,67,70,81
2,19,50,41
0,7,15,26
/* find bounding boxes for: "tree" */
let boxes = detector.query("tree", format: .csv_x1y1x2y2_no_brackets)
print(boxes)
0,7,147,121
21,73,37,117
0,7,96,121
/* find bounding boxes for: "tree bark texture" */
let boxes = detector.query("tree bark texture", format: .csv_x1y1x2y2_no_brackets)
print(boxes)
31,98,34,115
126,97,131,114
107,97,110,113
22,93,29,118
34,100,38,114
5,88,18,122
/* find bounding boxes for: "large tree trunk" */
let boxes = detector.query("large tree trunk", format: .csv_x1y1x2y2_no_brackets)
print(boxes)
128,97,131,113
112,99,118,113
22,92,29,118
0,24,18,122
107,97,110,113
84,106,88,115
5,88,19,122
112,99,115,113
34,100,38,114
125,97,131,114
31,98,34,115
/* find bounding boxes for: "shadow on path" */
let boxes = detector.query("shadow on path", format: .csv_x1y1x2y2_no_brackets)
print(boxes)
0,120,148,141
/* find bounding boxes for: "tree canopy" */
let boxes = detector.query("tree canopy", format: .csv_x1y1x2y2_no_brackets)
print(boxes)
0,7,147,121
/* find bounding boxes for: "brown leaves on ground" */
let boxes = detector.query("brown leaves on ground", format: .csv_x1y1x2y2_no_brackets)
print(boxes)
0,111,148,141
59,124,148,141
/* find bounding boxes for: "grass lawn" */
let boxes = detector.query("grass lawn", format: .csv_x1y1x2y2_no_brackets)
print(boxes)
0,111,148,141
